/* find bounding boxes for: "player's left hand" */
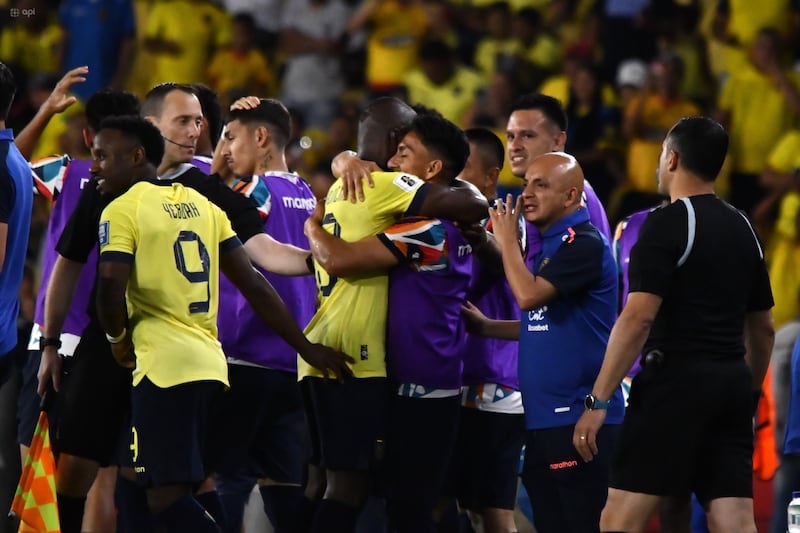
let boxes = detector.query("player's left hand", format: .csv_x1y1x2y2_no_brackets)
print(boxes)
300,344,355,382
110,336,136,369
461,301,489,335
230,96,261,111
573,408,606,462
488,194,522,254
333,152,379,203
42,66,88,116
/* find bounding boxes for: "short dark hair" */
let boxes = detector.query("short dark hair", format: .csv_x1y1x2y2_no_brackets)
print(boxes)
97,115,165,168
403,107,469,180
85,90,141,131
228,98,291,148
232,12,256,32
465,127,505,170
666,116,728,182
190,83,222,148
517,7,542,27
509,93,568,132
141,83,196,119
0,62,16,121
419,39,452,62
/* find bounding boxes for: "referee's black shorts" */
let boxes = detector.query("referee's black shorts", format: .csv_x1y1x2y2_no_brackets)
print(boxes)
611,355,753,503
53,320,132,466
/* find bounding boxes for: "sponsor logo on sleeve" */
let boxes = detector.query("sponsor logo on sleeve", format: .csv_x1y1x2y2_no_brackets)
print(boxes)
98,221,109,246
392,173,421,192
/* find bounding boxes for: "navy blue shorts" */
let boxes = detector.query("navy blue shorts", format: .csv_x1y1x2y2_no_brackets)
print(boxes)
207,364,308,483
301,376,389,471
131,376,222,488
382,394,461,512
522,424,619,533
54,321,132,466
447,407,525,511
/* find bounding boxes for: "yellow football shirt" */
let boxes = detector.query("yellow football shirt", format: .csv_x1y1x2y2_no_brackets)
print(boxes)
144,0,232,86
366,0,430,88
99,181,237,388
764,131,800,328
403,66,485,126
719,65,800,174
299,172,427,379
625,94,700,192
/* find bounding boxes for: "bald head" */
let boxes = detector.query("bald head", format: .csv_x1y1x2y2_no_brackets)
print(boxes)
358,97,417,169
521,152,585,231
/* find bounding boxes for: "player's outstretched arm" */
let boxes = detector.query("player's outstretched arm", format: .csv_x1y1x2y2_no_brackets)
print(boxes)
37,255,83,395
304,201,397,277
243,233,314,276
16,66,88,160
221,244,355,379
461,301,519,340
417,178,489,224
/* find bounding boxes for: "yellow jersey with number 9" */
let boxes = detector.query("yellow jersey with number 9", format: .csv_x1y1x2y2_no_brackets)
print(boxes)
99,181,239,388
299,172,427,379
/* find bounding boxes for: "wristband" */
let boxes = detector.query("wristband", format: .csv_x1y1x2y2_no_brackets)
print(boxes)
106,328,127,344
306,253,315,274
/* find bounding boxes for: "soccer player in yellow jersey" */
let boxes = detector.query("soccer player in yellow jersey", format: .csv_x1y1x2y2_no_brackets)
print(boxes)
300,97,488,533
92,116,352,532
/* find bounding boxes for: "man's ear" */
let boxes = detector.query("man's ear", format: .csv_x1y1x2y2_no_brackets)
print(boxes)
82,128,93,150
565,186,580,206
486,167,500,189
255,125,270,147
132,145,146,166
668,150,679,172
554,130,567,151
426,159,443,181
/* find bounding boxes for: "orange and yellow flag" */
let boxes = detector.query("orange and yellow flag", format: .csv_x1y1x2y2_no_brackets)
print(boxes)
10,410,60,533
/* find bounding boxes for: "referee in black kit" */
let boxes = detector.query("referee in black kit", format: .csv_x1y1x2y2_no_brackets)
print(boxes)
573,116,774,533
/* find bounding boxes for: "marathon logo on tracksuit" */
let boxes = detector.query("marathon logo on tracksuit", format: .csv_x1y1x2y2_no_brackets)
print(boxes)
549,460,578,470
282,196,316,211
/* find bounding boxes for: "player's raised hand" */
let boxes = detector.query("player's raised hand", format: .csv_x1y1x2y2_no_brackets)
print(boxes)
332,151,379,203
42,66,88,115
300,344,355,382
230,96,261,111
488,194,522,254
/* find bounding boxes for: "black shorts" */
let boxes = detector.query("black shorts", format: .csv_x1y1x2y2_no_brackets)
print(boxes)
522,424,618,533
301,376,389,471
611,356,753,503
131,376,222,488
447,407,525,511
382,394,461,509
54,321,132,466
17,350,44,447
207,364,308,483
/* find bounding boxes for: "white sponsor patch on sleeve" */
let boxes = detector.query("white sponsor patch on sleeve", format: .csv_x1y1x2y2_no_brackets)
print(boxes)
392,173,421,192
98,221,109,246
